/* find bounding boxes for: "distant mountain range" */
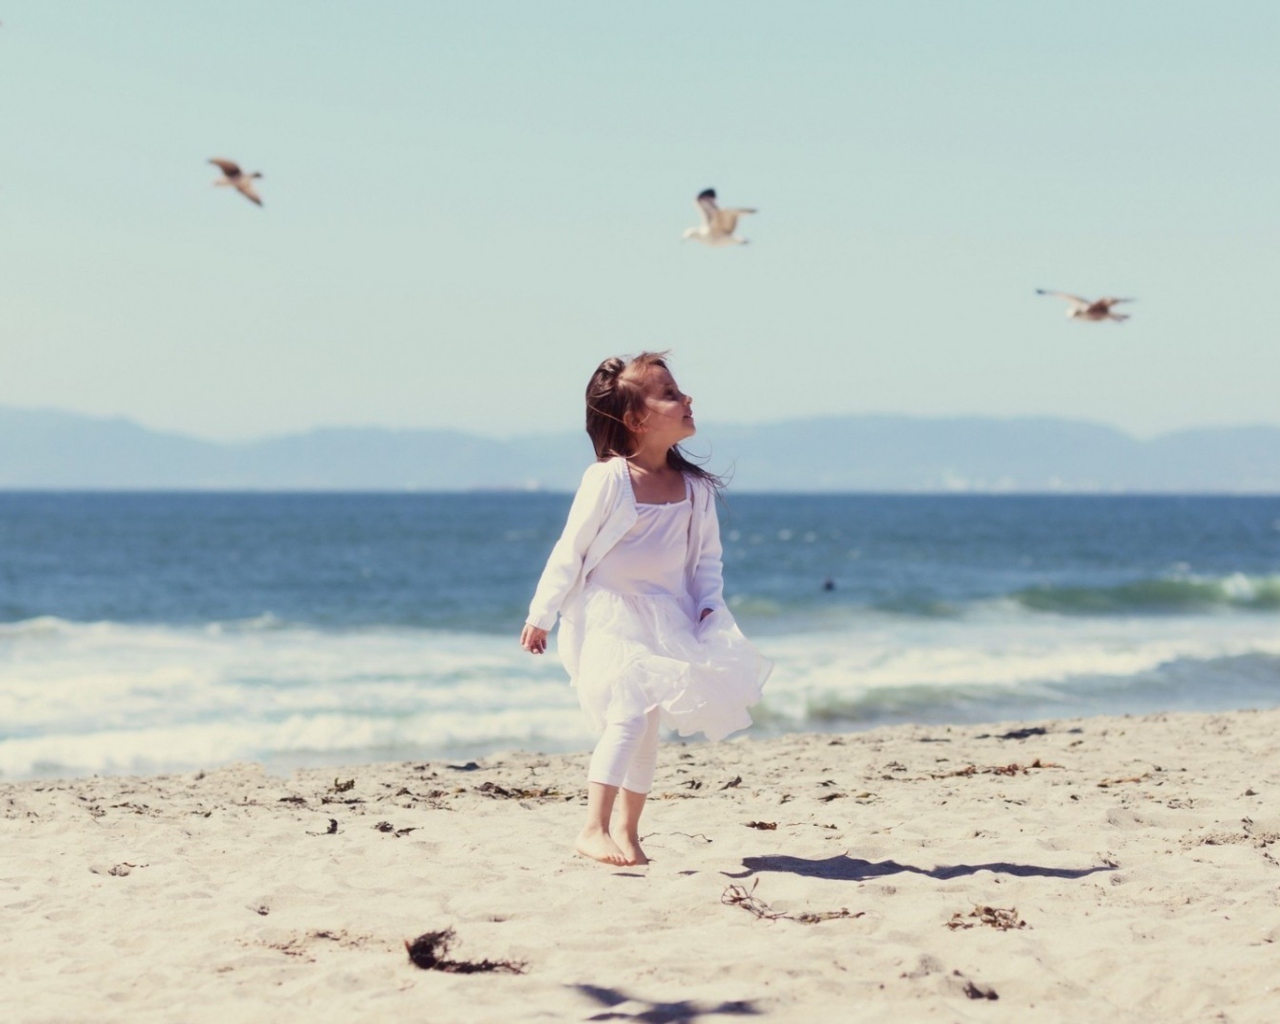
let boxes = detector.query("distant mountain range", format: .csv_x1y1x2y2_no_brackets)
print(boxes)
1,406,1278,493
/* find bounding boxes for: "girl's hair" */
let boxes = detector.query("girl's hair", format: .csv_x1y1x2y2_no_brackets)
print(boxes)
585,351,722,488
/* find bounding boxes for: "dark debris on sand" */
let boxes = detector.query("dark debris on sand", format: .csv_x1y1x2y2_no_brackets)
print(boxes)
404,928,526,974
932,759,1062,779
475,781,563,801
946,905,1027,931
952,969,1000,1000
373,821,419,837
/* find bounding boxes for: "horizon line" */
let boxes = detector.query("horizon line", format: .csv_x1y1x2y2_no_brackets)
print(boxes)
3,402,1279,447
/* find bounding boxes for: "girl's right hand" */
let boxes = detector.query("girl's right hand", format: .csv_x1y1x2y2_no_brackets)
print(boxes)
520,623,548,655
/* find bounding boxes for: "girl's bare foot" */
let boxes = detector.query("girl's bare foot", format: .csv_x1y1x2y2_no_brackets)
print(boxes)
575,826,627,865
615,833,649,866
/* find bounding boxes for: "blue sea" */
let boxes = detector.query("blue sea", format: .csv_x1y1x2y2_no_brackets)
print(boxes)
2,492,1278,780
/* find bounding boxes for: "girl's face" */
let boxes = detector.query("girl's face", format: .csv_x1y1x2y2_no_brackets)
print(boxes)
632,365,695,446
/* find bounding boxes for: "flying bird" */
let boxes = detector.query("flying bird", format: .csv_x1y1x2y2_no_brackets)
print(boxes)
682,188,756,246
209,158,264,207
1035,290,1133,322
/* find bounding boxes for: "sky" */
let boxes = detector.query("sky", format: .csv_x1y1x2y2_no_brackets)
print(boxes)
2,1,1278,442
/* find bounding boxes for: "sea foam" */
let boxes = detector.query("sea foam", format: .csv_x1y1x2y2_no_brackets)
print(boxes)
3,608,1279,778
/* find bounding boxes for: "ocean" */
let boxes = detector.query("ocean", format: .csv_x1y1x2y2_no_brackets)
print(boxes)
2,492,1278,780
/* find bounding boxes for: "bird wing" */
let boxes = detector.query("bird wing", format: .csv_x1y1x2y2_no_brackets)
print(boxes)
209,158,242,178
236,181,263,206
695,189,719,227
1036,289,1089,307
1097,297,1134,307
715,207,756,233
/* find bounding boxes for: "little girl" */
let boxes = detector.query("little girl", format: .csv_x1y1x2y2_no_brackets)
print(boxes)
520,351,770,866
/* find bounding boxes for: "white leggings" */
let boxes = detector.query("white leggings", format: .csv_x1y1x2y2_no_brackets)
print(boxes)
587,707,662,794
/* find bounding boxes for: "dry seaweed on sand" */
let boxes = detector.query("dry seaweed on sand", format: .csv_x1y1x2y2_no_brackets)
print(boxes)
790,907,864,923
373,821,418,837
932,759,1063,779
475,781,560,800
743,820,777,830
946,905,1027,931
991,726,1048,741
90,862,148,876
404,928,526,974
721,880,863,924
721,880,785,920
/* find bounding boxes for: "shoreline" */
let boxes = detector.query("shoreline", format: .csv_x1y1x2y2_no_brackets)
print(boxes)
3,708,1279,1021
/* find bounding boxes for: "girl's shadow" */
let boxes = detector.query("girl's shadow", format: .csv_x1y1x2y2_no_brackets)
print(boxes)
722,853,1114,881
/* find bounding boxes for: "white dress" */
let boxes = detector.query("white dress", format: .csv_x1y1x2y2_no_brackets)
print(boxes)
558,478,771,741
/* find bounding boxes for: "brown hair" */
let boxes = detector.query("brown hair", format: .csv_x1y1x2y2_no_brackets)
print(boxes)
584,351,722,489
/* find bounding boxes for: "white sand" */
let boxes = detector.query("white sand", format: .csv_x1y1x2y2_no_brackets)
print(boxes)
3,709,1279,1022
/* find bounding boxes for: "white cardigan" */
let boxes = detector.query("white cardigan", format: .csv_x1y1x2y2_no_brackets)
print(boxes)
526,457,728,632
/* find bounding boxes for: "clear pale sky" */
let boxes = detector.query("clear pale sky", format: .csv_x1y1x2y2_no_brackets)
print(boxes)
2,2,1277,441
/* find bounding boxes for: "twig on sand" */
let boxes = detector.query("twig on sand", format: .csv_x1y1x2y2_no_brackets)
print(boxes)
641,831,712,843
721,880,863,924
791,907,864,923
1097,773,1151,787
721,880,785,920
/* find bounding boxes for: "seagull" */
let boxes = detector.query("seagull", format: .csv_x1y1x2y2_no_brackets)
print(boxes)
1035,290,1133,322
209,158,264,207
682,188,756,246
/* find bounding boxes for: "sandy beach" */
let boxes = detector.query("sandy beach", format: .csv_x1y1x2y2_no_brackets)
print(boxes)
3,708,1278,1022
